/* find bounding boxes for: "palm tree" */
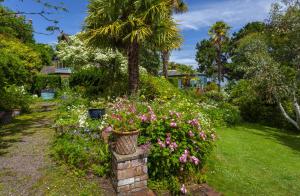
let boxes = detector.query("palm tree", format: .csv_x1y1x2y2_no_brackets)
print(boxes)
209,21,230,91
83,0,177,94
162,0,188,78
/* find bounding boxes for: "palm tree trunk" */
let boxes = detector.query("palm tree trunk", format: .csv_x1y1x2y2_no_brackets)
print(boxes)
162,50,170,78
128,38,139,95
216,49,222,92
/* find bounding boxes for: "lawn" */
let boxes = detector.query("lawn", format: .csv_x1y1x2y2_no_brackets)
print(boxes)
206,123,300,195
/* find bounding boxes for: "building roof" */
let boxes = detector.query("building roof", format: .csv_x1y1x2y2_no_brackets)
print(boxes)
40,66,72,75
159,70,205,77
41,66,56,74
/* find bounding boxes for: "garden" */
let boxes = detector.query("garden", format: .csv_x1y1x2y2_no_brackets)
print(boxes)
1,0,300,195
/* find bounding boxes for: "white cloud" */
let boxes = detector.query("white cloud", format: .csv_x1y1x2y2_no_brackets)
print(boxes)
174,0,274,30
170,0,275,68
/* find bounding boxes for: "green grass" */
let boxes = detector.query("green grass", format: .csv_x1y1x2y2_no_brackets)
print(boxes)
206,123,300,195
29,164,103,196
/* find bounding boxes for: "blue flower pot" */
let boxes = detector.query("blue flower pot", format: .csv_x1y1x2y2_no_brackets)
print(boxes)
88,108,105,119
41,90,55,100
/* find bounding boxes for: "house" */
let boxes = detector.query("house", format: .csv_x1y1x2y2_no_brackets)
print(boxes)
161,70,228,89
40,62,72,78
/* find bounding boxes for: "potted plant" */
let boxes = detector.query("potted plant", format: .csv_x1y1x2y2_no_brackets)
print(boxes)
88,99,106,120
106,99,141,155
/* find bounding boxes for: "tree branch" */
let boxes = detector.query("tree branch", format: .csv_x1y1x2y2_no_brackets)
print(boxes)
279,102,300,130
293,93,300,123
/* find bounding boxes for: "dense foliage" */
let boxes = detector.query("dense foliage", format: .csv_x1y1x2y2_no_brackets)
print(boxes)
32,75,62,94
70,67,127,98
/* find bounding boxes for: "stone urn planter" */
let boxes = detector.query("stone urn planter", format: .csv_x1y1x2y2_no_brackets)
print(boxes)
113,130,140,155
11,108,21,117
88,108,105,120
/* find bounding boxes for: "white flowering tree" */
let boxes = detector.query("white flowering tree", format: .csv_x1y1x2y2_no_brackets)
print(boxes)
56,35,127,71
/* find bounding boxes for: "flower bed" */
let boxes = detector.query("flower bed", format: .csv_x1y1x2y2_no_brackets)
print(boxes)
54,84,217,194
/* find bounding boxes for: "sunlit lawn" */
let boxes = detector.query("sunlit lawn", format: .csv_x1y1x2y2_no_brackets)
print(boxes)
206,123,300,195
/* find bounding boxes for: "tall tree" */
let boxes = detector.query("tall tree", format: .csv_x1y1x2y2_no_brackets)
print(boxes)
83,0,180,94
208,21,230,91
161,0,187,78
195,39,217,78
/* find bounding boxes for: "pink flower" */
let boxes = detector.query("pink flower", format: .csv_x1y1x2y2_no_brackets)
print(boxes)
141,142,151,151
190,156,200,165
139,114,148,122
184,149,189,155
188,131,195,137
169,142,178,152
211,133,216,141
180,184,187,194
150,114,157,121
128,104,136,113
188,118,200,127
179,150,189,163
175,112,181,118
166,137,171,145
200,131,207,140
104,126,113,133
170,120,177,128
179,154,187,163
169,110,175,116
147,106,153,112
157,139,166,148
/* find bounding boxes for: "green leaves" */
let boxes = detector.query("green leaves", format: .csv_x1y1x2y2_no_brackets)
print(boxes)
83,0,181,51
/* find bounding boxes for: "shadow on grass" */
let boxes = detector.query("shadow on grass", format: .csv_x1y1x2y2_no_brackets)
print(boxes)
0,112,52,156
238,123,300,154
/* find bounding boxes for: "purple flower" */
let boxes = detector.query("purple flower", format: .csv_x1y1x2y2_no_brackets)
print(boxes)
188,131,195,137
190,156,200,165
180,184,187,194
200,131,207,140
157,139,166,148
104,126,113,133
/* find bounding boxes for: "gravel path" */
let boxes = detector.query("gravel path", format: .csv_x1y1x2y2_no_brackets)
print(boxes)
0,110,54,196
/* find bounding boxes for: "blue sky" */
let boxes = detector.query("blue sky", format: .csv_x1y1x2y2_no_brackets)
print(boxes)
2,0,275,67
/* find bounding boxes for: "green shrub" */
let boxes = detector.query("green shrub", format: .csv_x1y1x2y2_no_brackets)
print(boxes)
69,67,127,98
204,82,219,92
52,134,111,176
0,85,32,112
140,74,183,100
32,74,61,93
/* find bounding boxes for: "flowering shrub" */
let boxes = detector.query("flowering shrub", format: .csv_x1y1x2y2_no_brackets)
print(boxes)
138,101,215,188
103,97,216,193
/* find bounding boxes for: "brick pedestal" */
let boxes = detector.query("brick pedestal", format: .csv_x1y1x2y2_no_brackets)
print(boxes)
111,147,149,195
